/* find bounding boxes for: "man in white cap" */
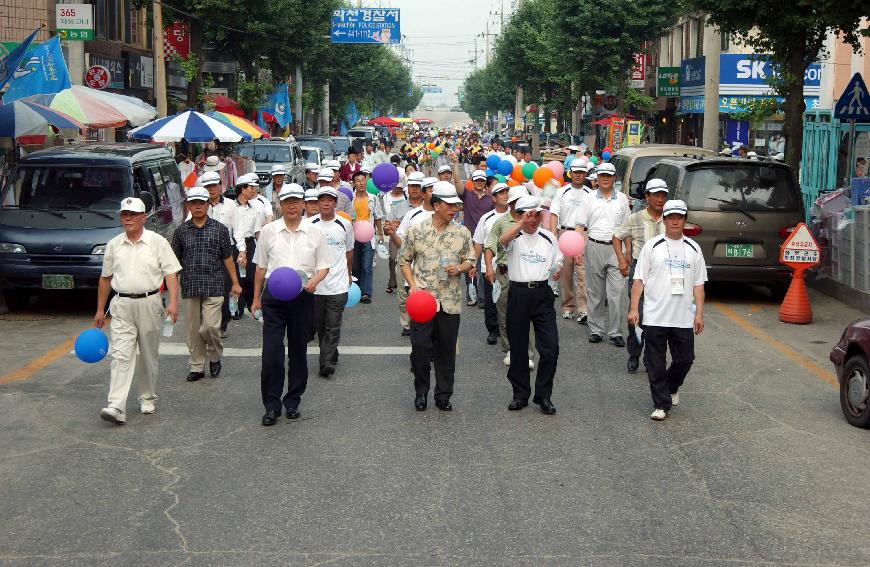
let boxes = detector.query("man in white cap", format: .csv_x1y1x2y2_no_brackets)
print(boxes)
550,160,591,322
473,182,509,345
171,187,243,382
198,171,238,337
302,163,320,190
94,197,182,425
381,171,411,294
251,183,331,426
318,167,355,219
399,181,475,412
498,195,562,415
457,168,494,307
350,170,383,303
436,163,453,182
613,177,667,373
574,161,631,347
264,164,287,206
484,186,536,369
303,188,321,217
628,199,706,421
233,173,265,316
309,186,354,377
389,174,433,335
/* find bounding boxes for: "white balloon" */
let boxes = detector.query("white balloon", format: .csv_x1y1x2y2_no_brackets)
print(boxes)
504,155,518,166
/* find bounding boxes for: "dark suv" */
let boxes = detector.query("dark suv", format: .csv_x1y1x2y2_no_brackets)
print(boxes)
640,158,804,295
0,143,183,310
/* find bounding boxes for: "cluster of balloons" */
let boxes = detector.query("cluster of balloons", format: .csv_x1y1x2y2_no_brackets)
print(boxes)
485,154,574,190
601,146,613,161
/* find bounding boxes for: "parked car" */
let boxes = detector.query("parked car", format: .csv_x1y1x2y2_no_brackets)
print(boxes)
0,143,184,310
832,318,870,428
331,136,351,163
300,145,324,168
238,137,305,186
611,144,716,208
296,135,337,161
641,157,804,296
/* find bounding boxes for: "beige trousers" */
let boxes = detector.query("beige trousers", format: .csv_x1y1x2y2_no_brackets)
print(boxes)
559,253,588,314
396,263,410,330
185,296,224,372
107,294,163,413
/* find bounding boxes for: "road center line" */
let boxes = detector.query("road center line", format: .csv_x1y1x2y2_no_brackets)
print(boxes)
710,301,838,388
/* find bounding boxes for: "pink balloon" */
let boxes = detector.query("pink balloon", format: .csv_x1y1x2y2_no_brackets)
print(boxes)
559,230,586,257
353,220,375,242
546,160,565,180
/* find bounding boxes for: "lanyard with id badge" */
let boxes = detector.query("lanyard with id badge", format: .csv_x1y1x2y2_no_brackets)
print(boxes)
666,240,686,295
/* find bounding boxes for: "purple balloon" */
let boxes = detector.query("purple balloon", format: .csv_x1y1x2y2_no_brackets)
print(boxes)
338,186,354,201
269,267,302,301
372,163,399,192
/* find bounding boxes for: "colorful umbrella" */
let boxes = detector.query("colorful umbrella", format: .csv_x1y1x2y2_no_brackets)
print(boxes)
128,110,251,143
207,110,270,139
368,116,401,127
207,94,244,117
26,85,157,128
0,101,84,138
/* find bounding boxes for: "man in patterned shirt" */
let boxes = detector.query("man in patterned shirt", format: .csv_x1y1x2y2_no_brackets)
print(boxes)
171,188,242,382
398,181,475,412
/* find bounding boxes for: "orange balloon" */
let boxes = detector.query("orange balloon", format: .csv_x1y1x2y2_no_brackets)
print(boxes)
465,180,473,190
511,164,525,182
506,178,519,187
426,142,435,150
532,167,554,188
511,136,517,142
337,211,351,221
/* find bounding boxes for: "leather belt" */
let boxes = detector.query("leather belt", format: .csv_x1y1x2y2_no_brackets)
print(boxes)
117,289,160,299
588,237,611,245
497,264,508,275
560,227,575,231
510,280,549,288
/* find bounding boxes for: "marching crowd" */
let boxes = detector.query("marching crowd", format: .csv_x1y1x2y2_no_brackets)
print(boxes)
93,131,706,427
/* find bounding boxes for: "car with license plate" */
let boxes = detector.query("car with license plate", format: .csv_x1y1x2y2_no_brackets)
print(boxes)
238,137,305,187
640,157,804,297
831,318,870,428
611,144,716,209
0,143,184,310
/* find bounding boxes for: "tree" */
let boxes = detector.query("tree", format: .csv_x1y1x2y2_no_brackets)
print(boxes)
692,0,870,172
728,98,782,147
461,64,514,123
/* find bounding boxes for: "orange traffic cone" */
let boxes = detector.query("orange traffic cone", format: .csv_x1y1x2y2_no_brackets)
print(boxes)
778,267,812,324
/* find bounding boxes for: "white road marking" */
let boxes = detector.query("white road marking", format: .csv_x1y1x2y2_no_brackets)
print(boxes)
157,343,411,357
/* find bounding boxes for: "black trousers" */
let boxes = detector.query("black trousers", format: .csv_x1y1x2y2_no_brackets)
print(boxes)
261,287,314,412
627,260,645,359
643,325,695,411
481,275,498,334
410,310,460,401
313,293,348,372
220,251,233,330
506,284,559,402
240,237,257,312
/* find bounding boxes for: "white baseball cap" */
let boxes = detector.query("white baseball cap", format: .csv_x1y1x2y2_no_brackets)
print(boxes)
514,195,543,213
186,187,209,201
200,171,221,186
318,187,338,199
317,168,334,182
422,176,437,189
361,165,372,175
277,183,305,201
645,179,669,194
596,162,616,176
437,164,452,174
471,169,487,181
325,159,341,170
304,188,320,201
236,173,259,187
663,199,688,217
270,164,287,176
407,171,425,185
395,172,407,188
569,161,588,173
491,182,510,194
431,181,462,204
506,186,529,204
119,197,146,213
304,162,320,172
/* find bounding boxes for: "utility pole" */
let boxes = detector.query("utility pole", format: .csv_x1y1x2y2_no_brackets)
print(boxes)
152,0,167,117
701,18,721,151
295,66,303,135
513,0,524,135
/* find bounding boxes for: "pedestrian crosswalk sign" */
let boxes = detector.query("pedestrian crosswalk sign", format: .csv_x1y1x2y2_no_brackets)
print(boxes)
835,73,870,122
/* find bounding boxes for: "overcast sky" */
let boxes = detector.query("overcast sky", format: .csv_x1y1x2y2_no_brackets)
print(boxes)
360,0,513,107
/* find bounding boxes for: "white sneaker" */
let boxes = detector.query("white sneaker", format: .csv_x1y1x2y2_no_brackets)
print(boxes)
576,313,588,324
650,409,667,421
503,353,510,366
561,311,574,319
671,393,680,406
100,407,126,425
140,398,156,414
528,359,535,370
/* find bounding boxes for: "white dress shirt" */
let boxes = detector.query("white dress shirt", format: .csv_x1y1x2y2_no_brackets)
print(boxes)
309,214,354,296
473,209,507,274
101,229,182,293
574,189,631,241
253,217,331,279
233,199,264,251
504,227,563,282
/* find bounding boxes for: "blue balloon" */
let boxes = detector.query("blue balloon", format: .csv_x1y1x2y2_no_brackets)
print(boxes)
485,168,495,177
602,151,612,161
497,159,513,176
75,328,109,363
486,154,501,170
269,267,302,301
345,282,361,308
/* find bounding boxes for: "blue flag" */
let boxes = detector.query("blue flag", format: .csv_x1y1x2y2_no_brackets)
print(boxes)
3,36,71,103
345,101,360,128
0,27,40,92
259,83,292,128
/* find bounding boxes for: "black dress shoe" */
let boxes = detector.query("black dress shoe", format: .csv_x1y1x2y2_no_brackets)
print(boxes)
209,360,222,377
186,371,204,382
538,399,557,415
360,295,372,304
318,367,335,377
285,407,301,420
414,394,427,411
610,336,626,348
435,399,453,411
627,356,640,373
486,331,498,345
261,410,279,426
508,398,528,411
401,328,411,337
588,334,602,343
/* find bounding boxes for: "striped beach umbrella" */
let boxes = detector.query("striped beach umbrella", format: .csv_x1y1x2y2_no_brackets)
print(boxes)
128,110,251,143
207,110,270,139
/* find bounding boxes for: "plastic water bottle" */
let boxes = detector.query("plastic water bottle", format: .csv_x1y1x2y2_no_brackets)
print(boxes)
162,315,174,338
229,295,238,317
253,309,264,323
635,326,643,346
239,265,247,278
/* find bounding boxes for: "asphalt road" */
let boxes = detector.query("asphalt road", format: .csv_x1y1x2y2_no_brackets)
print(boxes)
410,109,473,129
1,261,869,566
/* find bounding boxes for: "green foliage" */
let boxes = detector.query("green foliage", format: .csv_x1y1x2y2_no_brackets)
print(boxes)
624,89,656,113
236,79,271,113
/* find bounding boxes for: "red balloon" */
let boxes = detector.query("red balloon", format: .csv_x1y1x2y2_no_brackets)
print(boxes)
406,290,437,323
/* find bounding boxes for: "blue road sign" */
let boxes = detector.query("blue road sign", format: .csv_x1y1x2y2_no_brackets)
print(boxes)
331,8,400,44
835,73,870,122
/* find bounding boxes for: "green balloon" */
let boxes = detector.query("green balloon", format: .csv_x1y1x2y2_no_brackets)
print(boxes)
521,161,538,179
366,178,379,195
494,174,506,183
589,156,599,165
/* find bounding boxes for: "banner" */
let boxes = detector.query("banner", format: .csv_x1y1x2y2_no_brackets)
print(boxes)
3,36,71,103
626,120,642,146
163,22,190,60
0,27,40,92
259,83,292,128
657,67,679,97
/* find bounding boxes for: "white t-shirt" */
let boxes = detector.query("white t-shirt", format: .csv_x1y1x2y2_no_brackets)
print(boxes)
472,209,507,274
309,214,354,296
550,184,590,229
396,206,434,239
504,227,563,282
574,189,631,241
633,234,708,328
